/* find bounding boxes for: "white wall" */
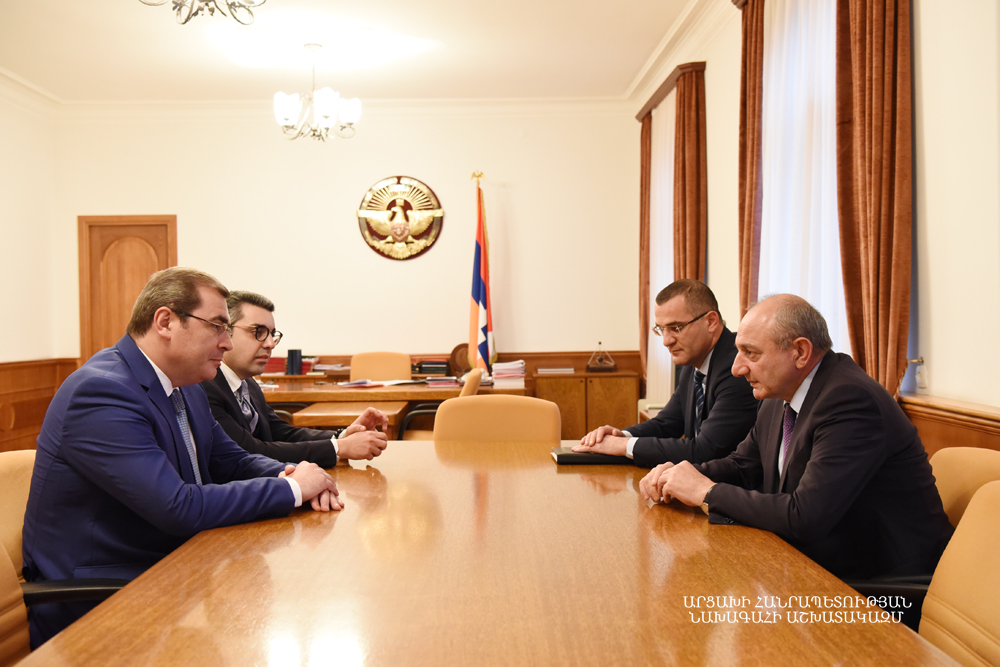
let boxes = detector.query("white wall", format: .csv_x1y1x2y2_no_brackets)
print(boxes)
913,0,1000,404
0,75,57,362
42,99,638,359
631,1,745,327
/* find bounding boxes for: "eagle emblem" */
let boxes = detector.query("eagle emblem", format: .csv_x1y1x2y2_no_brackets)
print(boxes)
357,176,444,260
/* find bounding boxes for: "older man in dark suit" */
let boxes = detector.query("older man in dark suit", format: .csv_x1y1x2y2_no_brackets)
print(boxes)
574,279,758,467
201,291,387,468
641,294,953,578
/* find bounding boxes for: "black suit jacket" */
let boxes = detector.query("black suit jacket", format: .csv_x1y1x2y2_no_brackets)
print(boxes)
626,327,758,468
202,369,342,468
699,351,953,578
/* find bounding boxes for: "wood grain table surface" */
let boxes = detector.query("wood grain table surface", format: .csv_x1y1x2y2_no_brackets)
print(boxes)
261,382,525,404
20,441,956,666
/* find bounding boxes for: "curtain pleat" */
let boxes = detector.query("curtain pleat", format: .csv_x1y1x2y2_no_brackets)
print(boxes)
738,0,766,317
836,0,912,394
639,114,653,381
673,70,708,282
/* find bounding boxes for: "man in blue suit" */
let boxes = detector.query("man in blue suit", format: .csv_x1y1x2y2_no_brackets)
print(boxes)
22,267,340,647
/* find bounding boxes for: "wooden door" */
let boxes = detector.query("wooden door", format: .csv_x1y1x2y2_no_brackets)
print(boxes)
79,216,176,362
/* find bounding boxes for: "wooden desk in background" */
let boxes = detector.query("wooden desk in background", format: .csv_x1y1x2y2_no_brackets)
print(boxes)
290,401,408,440
262,381,525,404
20,442,953,666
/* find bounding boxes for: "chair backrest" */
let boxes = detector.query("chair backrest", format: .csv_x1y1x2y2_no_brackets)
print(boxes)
459,369,483,398
0,546,29,667
350,352,412,382
0,449,36,577
433,395,561,444
920,480,1000,666
929,447,1000,527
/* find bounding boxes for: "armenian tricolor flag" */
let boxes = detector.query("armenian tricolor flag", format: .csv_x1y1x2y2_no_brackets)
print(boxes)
469,177,496,372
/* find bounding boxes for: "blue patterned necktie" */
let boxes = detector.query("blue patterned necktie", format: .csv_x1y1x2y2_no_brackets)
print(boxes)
238,381,259,433
693,369,706,435
779,403,797,475
169,389,203,484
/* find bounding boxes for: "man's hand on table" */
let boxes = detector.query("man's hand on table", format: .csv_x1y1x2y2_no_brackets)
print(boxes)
573,425,628,456
639,461,715,507
281,462,343,511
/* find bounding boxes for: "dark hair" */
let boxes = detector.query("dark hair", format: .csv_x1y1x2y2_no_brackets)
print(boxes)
127,267,229,337
227,290,275,325
654,279,720,316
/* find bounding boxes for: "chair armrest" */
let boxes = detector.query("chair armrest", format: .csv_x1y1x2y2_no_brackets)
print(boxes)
273,409,293,424
21,578,129,606
398,408,441,439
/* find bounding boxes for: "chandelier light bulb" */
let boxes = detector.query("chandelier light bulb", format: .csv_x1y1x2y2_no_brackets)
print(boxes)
273,44,361,142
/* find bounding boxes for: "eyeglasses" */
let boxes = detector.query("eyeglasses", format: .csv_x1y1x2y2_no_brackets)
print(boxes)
652,312,709,337
175,311,234,337
233,324,283,345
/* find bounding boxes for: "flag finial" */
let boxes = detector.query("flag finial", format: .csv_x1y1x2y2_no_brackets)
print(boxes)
471,171,484,184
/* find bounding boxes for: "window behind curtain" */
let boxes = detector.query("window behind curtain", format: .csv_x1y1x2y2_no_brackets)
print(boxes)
759,0,850,355
646,92,677,403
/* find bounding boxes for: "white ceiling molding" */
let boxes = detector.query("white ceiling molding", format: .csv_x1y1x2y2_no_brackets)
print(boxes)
627,0,737,113
0,66,60,118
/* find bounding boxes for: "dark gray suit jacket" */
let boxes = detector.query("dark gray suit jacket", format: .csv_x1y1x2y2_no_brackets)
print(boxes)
699,351,953,578
626,327,759,468
202,369,342,468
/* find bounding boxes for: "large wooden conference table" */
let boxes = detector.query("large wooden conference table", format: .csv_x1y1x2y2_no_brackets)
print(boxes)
261,381,525,404
21,441,954,666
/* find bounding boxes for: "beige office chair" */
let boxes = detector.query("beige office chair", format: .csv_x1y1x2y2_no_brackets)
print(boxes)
919,480,1000,666
0,449,127,666
0,450,34,667
400,369,483,441
433,394,561,444
929,446,1000,527
349,352,412,382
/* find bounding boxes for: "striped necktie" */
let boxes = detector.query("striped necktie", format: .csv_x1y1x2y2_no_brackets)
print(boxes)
169,389,203,485
693,369,706,435
238,381,260,433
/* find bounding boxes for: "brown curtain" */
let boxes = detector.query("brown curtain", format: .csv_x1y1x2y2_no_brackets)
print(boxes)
737,0,765,317
638,114,652,380
673,70,708,282
836,0,912,394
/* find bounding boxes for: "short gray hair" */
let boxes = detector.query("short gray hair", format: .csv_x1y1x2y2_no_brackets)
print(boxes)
750,294,833,353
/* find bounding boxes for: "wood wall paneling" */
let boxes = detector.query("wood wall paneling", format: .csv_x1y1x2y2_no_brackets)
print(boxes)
900,393,1000,458
0,359,77,452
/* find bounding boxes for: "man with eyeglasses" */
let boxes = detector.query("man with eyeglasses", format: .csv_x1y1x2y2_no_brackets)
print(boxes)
201,291,388,468
573,279,758,467
23,268,341,647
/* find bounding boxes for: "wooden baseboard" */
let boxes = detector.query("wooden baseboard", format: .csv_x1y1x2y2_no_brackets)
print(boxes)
0,359,78,453
900,393,1000,458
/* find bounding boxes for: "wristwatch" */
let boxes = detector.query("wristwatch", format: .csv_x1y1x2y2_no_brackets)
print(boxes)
701,485,714,516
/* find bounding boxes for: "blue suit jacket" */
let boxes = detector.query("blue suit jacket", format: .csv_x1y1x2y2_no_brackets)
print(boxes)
22,335,295,645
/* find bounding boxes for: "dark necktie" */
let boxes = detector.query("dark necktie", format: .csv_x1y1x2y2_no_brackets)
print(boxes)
169,389,203,484
238,381,260,433
779,403,797,474
693,369,706,435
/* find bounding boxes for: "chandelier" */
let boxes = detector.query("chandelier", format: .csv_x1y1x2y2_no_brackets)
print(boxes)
138,0,265,25
274,44,362,142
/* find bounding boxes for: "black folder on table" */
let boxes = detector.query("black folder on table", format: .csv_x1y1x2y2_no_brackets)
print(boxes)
550,447,632,465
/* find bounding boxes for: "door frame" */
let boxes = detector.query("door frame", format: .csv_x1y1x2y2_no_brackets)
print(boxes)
78,215,177,362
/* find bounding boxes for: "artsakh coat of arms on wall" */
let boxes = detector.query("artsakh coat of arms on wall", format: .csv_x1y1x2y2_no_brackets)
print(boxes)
357,176,444,260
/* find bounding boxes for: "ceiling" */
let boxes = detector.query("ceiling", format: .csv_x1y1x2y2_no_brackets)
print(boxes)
0,0,688,103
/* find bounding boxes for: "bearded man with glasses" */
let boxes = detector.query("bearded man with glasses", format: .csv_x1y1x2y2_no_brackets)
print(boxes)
574,279,758,467
201,290,388,468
